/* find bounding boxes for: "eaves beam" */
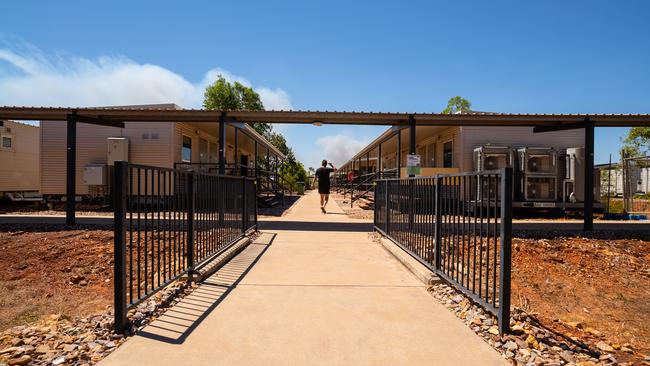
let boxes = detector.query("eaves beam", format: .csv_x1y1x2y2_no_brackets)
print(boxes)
533,122,588,133
75,115,125,128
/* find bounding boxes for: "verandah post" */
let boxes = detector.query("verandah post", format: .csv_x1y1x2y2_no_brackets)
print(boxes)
498,167,513,334
66,112,77,226
113,161,128,334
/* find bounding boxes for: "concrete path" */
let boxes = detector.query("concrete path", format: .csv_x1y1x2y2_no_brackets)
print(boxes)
100,190,506,366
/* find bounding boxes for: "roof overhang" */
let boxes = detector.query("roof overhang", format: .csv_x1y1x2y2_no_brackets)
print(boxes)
1,107,649,127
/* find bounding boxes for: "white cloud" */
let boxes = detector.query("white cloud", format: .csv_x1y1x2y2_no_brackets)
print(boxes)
315,134,371,167
0,41,292,110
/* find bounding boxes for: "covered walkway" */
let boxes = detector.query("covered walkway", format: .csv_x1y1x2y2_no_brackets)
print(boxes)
99,191,506,366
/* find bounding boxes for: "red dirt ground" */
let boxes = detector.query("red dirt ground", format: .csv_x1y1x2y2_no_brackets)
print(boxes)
0,225,114,331
1,222,648,363
511,234,650,363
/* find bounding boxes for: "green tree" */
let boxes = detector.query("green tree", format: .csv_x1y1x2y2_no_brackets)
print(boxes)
203,75,271,137
202,75,307,190
442,96,471,114
623,127,650,155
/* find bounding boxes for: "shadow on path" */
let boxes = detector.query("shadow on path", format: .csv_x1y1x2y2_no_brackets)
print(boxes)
135,233,276,344
258,220,373,232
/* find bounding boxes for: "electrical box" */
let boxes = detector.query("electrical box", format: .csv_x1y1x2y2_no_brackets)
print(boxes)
83,165,105,185
107,137,129,166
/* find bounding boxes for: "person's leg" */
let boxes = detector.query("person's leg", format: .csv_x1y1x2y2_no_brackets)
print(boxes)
320,194,326,213
323,194,329,207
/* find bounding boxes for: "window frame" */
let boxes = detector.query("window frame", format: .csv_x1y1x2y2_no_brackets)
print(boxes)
181,135,192,163
443,140,454,168
1,134,13,151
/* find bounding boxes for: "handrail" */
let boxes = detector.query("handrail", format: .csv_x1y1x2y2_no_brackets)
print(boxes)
349,171,380,207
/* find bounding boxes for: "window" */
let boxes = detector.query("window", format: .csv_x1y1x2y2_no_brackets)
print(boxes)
443,141,453,168
1,135,12,150
209,142,218,163
182,136,192,162
199,138,209,163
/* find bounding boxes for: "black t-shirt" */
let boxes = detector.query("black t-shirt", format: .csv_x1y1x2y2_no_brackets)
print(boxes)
315,167,334,189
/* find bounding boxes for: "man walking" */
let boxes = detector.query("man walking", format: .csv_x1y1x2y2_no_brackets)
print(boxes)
314,160,337,213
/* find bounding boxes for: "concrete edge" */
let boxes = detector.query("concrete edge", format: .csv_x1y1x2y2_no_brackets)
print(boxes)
192,235,253,281
378,236,442,286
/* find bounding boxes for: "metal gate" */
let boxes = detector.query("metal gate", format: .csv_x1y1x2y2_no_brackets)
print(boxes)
374,168,513,334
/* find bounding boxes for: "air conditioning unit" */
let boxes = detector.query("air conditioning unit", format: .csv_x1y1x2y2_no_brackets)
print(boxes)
517,147,558,175
473,146,514,172
525,176,557,201
563,147,600,203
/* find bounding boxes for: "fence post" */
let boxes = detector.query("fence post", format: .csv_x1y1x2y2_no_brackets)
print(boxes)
113,161,128,334
408,179,415,231
373,181,378,228
186,172,195,282
242,177,248,233
434,175,442,271
385,180,391,235
498,167,513,334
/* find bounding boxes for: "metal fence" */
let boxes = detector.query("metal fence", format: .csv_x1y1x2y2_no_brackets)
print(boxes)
374,168,513,334
622,155,650,215
113,161,257,333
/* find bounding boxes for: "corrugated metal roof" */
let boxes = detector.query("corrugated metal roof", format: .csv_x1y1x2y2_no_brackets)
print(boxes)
1,106,649,126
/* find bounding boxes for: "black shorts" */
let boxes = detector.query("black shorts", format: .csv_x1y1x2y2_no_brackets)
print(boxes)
318,186,330,195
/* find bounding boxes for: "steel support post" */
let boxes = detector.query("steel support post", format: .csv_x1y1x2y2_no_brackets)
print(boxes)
584,119,595,231
66,112,77,226
218,114,226,175
397,129,402,178
234,127,239,176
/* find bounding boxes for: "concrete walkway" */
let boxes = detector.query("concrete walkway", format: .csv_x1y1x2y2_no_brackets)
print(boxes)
100,191,506,366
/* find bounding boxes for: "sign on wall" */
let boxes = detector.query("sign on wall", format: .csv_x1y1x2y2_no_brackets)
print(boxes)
406,154,421,176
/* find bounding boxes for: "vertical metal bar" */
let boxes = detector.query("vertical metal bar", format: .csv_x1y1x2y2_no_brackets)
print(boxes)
186,172,195,281
485,175,491,303
128,167,133,304
137,168,141,300
584,118,595,231
157,170,161,288
493,174,498,307
219,114,227,175
144,169,149,293
479,174,484,298
66,112,77,226
498,168,513,335
113,161,128,334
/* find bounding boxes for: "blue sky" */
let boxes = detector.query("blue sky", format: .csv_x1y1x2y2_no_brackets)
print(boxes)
2,0,649,167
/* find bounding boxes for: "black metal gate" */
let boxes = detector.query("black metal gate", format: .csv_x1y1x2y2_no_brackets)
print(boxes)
374,168,513,334
112,161,257,333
